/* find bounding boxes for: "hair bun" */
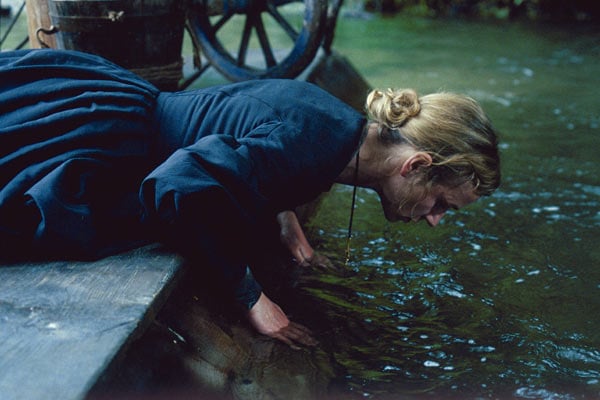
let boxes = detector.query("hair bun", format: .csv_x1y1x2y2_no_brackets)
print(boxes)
366,88,421,128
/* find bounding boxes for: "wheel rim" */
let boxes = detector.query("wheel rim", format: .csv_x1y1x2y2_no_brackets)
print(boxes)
187,0,327,81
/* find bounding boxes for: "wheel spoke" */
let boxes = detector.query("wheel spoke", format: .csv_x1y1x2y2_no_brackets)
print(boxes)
189,0,327,80
254,15,277,67
237,15,254,66
213,12,233,32
266,2,299,41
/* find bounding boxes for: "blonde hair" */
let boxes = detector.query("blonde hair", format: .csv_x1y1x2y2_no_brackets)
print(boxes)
365,88,501,196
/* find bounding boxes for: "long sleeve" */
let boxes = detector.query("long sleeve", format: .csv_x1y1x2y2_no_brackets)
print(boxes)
140,134,273,306
142,80,366,306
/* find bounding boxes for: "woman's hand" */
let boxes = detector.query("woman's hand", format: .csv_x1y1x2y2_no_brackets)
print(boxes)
277,210,332,269
247,292,318,349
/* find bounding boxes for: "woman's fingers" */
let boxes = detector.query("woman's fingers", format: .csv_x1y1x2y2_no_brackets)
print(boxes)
273,332,300,350
247,293,317,348
307,252,335,270
278,322,319,348
288,322,319,346
292,247,312,267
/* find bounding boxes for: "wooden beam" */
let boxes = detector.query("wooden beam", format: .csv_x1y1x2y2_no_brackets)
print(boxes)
25,0,56,49
0,244,184,400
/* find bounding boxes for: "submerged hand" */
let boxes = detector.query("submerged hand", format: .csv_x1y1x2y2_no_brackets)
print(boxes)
277,210,333,269
247,292,318,349
303,251,335,270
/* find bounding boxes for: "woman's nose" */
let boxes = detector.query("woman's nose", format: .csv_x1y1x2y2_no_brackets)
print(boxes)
425,212,445,227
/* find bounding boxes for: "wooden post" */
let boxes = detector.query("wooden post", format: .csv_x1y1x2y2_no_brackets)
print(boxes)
26,0,56,49
306,50,372,114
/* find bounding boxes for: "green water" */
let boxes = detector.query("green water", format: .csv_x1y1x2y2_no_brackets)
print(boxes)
294,14,600,399
2,8,599,399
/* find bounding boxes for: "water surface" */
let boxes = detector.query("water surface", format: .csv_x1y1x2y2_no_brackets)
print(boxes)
298,14,600,399
2,9,599,399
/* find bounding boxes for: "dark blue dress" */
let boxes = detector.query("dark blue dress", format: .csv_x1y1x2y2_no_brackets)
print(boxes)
0,49,365,303
0,49,159,258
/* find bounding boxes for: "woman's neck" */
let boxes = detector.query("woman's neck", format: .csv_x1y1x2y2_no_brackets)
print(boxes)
336,123,398,189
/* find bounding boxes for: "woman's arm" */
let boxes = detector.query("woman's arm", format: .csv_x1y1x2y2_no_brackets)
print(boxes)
140,136,319,347
277,210,332,269
277,210,314,266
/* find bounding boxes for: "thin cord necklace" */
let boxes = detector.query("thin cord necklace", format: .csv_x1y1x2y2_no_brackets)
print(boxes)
345,151,360,266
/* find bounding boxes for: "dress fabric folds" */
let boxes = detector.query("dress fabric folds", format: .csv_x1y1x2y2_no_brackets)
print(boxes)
0,49,159,258
141,81,366,285
0,49,366,302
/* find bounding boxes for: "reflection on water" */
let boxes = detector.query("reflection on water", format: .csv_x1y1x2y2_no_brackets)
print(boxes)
299,14,600,399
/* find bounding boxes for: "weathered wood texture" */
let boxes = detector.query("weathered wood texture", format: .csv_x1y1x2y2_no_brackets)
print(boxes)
25,0,56,49
0,244,184,400
305,50,372,113
0,50,369,400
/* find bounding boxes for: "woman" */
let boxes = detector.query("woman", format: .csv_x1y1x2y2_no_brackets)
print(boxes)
0,49,500,347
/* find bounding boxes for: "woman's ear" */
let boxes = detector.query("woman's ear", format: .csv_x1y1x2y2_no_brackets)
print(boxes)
399,152,433,177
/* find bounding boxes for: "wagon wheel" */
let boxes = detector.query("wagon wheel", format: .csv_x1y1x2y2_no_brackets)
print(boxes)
186,0,328,81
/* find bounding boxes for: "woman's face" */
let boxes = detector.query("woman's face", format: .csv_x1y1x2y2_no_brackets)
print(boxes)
378,175,480,226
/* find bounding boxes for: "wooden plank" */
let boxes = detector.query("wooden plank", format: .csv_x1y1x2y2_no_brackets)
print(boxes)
0,244,184,400
26,0,56,49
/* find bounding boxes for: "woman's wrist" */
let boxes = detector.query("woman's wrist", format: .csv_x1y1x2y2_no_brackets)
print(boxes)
234,266,263,309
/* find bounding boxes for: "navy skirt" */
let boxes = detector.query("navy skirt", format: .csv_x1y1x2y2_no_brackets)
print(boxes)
0,49,159,259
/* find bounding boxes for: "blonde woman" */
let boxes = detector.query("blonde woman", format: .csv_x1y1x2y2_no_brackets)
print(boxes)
0,49,500,347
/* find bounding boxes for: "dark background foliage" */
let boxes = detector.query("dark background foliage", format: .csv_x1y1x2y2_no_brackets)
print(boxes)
364,0,600,21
